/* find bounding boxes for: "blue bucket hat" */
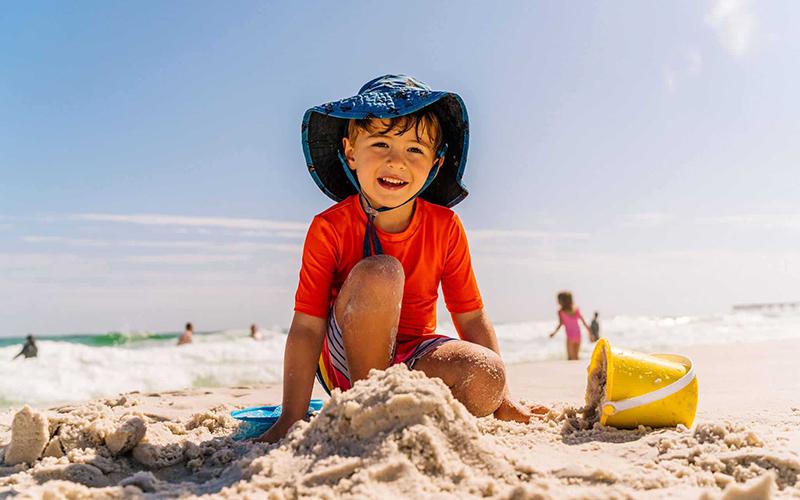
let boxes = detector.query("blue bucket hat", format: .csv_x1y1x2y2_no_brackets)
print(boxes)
301,74,470,210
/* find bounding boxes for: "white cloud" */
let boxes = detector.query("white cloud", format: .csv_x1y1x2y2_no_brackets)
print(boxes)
706,0,756,56
21,235,301,253
22,236,111,247
467,228,589,242
620,213,674,228
121,254,252,265
696,213,800,229
74,213,308,232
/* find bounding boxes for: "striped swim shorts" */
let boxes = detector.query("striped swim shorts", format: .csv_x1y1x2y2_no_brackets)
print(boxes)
315,307,455,395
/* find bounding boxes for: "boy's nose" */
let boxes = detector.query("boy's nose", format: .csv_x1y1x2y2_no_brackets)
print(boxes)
386,150,406,169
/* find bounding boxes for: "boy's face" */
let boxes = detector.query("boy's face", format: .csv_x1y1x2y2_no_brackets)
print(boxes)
342,119,441,210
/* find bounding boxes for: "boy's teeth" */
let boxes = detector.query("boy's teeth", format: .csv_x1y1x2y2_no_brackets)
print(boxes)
380,177,406,185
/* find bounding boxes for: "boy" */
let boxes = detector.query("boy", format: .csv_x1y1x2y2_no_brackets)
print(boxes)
260,75,536,442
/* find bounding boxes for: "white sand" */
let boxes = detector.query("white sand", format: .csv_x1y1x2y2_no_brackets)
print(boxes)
1,339,798,499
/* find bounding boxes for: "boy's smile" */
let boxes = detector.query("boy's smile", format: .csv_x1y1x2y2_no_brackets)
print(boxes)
342,119,441,211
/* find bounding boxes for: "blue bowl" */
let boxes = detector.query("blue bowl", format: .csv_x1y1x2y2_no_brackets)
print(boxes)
231,399,324,440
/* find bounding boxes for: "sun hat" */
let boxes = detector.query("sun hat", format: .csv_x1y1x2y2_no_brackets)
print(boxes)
301,74,470,210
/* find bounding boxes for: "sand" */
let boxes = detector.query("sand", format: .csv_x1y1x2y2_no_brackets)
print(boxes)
1,339,798,499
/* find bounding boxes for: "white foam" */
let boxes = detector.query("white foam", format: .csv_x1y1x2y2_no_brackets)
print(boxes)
0,329,285,407
3,311,800,408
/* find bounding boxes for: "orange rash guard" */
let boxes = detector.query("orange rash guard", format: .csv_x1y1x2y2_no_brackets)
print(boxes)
294,194,483,343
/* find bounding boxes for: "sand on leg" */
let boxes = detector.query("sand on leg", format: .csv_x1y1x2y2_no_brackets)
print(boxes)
335,255,404,382
412,340,506,417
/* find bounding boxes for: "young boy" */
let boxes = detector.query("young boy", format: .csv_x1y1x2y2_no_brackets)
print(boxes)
259,75,536,442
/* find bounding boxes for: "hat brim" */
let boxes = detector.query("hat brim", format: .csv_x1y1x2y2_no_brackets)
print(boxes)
302,91,469,208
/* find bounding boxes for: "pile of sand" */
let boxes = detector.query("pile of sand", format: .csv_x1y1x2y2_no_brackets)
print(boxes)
1,365,797,498
0,393,259,496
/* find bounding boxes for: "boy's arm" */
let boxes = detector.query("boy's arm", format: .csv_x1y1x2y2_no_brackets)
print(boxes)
451,308,500,354
256,311,326,443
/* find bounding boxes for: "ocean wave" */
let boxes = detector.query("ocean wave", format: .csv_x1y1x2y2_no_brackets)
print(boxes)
0,330,285,408
2,311,799,408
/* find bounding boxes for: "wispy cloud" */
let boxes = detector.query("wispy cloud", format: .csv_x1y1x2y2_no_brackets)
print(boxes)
696,213,800,229
22,236,111,247
468,228,589,242
0,215,14,231
74,213,308,232
121,254,252,265
21,236,301,253
620,213,674,228
706,0,756,57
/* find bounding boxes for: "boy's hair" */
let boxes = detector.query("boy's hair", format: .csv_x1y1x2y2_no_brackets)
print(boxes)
185,322,193,331
557,291,574,312
347,107,444,152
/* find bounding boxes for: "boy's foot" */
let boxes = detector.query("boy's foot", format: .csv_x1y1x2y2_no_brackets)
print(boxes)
493,399,550,423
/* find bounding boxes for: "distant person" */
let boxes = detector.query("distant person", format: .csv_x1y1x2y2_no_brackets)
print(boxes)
589,312,600,342
549,291,593,360
250,324,263,341
177,323,194,345
14,334,38,359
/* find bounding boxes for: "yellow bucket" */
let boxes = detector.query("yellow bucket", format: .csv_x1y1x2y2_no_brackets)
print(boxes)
586,338,698,428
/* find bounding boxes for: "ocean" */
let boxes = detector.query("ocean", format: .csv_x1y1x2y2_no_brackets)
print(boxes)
2,310,799,409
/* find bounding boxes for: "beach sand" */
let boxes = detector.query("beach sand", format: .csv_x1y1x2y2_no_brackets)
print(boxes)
1,339,798,499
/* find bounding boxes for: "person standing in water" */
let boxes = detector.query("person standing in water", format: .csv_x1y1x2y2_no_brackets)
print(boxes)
177,323,194,345
13,334,38,359
549,291,593,360
589,311,600,342
250,324,263,341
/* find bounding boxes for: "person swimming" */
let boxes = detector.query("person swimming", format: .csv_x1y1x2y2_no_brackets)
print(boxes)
177,323,194,345
250,324,263,341
13,334,38,359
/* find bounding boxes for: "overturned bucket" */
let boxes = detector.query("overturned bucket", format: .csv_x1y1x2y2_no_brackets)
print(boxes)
586,338,698,429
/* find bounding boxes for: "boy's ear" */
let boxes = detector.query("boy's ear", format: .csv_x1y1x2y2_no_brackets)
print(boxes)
342,137,356,170
434,155,445,173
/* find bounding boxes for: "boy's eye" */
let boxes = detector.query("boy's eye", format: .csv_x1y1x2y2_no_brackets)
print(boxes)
407,147,424,154
371,141,389,148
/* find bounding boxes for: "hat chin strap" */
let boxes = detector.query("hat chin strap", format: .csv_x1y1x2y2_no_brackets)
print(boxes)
337,145,447,257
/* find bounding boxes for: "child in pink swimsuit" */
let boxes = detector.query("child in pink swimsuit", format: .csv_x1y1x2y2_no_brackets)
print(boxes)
549,291,592,360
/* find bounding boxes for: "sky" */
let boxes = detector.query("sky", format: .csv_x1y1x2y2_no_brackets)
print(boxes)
2,0,799,335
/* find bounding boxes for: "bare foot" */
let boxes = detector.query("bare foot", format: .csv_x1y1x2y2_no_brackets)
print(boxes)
528,404,549,417
493,398,532,423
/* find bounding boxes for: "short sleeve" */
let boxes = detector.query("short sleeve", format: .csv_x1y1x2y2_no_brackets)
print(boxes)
294,216,339,318
441,213,483,314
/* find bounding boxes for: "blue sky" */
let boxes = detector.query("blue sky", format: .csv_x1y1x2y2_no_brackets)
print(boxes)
2,1,799,335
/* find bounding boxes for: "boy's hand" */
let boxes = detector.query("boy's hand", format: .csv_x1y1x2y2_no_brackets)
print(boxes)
254,414,299,444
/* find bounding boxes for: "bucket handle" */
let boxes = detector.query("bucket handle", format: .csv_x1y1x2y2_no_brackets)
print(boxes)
603,355,696,416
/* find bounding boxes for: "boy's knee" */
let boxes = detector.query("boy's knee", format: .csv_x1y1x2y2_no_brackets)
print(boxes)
347,255,404,293
462,349,506,417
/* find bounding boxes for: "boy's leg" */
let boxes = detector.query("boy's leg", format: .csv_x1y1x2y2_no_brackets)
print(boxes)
335,255,404,382
411,340,506,417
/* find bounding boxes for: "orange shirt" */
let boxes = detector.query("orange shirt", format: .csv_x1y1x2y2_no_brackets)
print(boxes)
294,195,483,342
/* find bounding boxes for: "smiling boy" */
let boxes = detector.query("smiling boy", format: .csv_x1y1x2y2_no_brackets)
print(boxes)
259,75,536,442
